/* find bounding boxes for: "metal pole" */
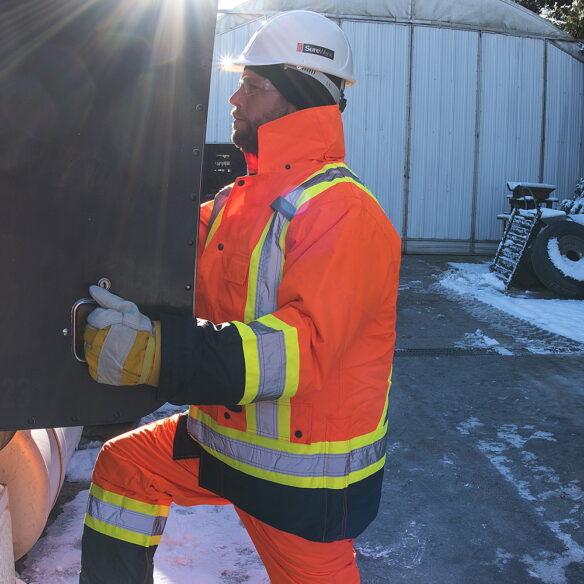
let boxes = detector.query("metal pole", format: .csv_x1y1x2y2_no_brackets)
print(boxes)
470,31,483,255
539,39,548,183
402,24,415,253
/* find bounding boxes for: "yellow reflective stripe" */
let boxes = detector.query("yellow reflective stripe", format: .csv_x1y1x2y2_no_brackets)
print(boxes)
232,321,260,405
278,222,290,274
139,329,157,385
190,406,387,455
293,177,356,210
84,514,161,547
277,399,291,441
378,369,392,431
245,403,257,434
256,314,299,400
244,219,272,322
204,205,225,249
89,483,169,518
303,161,350,182
196,441,386,489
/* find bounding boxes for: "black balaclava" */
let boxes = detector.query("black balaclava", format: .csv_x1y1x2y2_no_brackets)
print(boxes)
247,65,346,112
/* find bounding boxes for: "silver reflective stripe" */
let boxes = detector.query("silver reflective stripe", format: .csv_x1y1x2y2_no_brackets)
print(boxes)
87,495,167,536
209,186,232,226
98,325,137,385
254,165,364,321
248,321,286,402
284,165,362,208
249,164,366,438
254,212,287,318
254,401,279,439
188,416,387,478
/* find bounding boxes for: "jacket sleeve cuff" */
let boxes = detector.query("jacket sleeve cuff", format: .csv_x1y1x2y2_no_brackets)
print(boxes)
158,313,246,406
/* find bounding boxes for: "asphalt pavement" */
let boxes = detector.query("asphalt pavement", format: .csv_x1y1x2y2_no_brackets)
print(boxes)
357,256,584,584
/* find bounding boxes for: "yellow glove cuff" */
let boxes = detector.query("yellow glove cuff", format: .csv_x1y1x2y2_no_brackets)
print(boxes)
84,321,161,387
145,321,161,387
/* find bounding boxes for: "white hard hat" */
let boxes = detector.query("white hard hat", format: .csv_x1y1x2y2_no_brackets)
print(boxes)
222,10,355,88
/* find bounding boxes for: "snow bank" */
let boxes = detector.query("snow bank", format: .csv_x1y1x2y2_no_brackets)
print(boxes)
440,263,584,344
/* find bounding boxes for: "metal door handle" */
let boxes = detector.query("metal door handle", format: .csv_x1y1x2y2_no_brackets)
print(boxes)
71,298,97,362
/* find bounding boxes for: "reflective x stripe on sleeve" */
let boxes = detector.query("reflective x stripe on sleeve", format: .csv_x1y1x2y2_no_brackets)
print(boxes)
84,483,169,547
232,315,299,406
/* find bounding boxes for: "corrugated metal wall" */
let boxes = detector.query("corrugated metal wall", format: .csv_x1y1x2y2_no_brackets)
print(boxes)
544,43,584,198
341,21,410,236
206,18,584,254
407,27,478,251
475,34,545,242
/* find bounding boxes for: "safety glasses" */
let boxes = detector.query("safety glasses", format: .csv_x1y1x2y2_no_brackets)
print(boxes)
237,76,278,97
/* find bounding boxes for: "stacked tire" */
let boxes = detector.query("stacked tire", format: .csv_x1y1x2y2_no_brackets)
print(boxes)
531,220,584,299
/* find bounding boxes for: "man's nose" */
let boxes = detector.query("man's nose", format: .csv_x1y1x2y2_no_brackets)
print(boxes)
229,84,245,107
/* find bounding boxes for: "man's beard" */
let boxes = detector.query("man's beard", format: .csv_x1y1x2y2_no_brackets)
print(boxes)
232,121,259,155
231,106,294,155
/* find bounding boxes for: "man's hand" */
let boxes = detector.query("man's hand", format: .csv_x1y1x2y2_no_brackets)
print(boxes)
84,285,161,387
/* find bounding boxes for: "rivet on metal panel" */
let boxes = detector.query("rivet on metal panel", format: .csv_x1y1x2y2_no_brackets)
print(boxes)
62,328,69,337
196,104,204,112
187,240,194,246
27,417,36,425
192,148,201,157
185,284,192,291
190,193,197,202
97,278,111,290
70,416,79,423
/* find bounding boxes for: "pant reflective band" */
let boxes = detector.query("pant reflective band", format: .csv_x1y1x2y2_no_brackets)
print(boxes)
187,415,387,481
85,484,168,547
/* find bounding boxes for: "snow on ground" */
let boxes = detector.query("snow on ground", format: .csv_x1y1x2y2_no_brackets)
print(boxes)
20,493,268,584
456,329,513,355
458,418,584,584
440,263,584,344
65,441,101,482
20,404,269,584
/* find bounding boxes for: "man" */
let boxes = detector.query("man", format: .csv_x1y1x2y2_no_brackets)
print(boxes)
80,10,401,584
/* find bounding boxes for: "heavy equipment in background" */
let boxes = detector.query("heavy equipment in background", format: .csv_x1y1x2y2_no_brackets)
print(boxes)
491,182,584,298
0,0,218,566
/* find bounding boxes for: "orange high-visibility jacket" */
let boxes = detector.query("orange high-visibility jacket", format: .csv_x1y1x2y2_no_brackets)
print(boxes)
159,105,401,542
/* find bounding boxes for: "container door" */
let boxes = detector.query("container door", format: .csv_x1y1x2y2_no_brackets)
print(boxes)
0,0,218,429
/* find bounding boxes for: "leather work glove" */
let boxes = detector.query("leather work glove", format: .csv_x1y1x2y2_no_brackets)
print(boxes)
83,285,161,387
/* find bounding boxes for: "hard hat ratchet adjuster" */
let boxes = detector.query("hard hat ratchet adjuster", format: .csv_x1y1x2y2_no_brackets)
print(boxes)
282,64,344,106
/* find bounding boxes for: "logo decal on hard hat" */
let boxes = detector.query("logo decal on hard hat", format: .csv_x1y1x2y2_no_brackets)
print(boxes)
296,43,335,61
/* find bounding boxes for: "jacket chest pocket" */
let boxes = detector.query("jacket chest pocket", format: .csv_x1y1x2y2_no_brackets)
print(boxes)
222,251,250,286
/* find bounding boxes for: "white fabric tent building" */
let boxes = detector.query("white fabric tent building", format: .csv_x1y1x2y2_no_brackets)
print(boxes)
206,0,584,253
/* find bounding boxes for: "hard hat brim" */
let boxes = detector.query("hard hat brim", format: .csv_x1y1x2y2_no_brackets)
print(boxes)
221,56,356,86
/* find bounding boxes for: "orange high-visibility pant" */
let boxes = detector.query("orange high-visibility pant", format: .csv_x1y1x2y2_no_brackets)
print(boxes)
80,413,360,584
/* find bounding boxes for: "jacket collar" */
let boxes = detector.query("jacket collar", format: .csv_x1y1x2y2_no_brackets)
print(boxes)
244,105,346,176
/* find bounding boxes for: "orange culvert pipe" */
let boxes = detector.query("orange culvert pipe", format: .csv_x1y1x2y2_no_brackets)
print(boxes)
0,427,82,561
